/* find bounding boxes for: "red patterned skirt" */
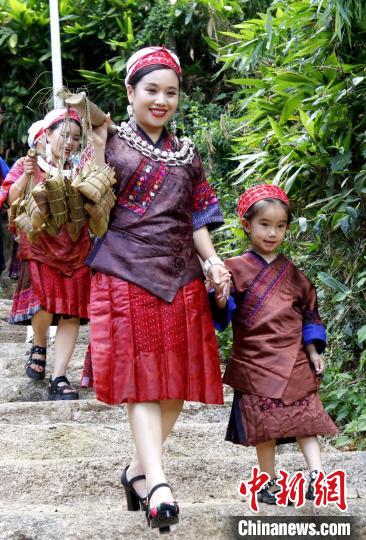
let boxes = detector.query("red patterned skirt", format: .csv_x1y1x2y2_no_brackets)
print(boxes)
9,260,90,324
86,272,224,405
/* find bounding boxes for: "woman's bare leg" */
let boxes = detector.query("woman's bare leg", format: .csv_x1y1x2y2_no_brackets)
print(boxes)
127,400,183,507
29,309,53,372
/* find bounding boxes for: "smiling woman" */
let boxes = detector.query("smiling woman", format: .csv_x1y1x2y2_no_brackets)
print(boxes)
83,46,231,534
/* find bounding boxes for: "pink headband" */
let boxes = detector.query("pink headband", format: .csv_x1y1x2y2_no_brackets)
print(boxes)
125,46,181,86
237,184,290,218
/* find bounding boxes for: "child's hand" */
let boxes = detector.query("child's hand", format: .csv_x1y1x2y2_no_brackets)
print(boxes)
308,350,324,375
23,155,37,176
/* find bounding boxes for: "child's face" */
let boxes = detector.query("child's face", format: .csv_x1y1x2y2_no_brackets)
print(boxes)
127,68,179,140
242,201,288,258
46,121,81,161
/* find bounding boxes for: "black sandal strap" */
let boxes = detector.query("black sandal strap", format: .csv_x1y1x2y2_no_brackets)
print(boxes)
148,483,171,500
50,375,70,386
31,345,47,356
27,358,46,367
130,474,146,486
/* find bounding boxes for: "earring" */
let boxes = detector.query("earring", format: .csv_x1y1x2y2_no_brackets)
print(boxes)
127,104,137,130
169,117,177,136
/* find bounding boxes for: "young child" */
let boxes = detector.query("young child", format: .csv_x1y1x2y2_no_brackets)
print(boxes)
213,183,338,505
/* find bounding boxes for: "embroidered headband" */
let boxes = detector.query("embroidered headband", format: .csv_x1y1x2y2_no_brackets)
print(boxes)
27,120,45,148
237,184,290,218
43,108,81,131
125,46,182,87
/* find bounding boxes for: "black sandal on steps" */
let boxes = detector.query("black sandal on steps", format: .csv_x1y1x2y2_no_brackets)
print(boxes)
25,345,46,381
146,483,179,534
121,466,147,511
48,375,79,401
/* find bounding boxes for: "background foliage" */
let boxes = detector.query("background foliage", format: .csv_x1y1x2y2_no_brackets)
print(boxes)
0,0,365,447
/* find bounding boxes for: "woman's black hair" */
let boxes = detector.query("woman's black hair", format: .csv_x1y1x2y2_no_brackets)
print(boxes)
127,64,181,88
244,198,292,224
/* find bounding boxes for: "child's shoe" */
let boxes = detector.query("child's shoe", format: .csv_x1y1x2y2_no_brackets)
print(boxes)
305,469,319,501
257,478,279,505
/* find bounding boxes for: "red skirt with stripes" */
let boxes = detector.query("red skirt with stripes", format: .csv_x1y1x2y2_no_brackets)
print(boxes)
10,260,90,324
88,272,224,405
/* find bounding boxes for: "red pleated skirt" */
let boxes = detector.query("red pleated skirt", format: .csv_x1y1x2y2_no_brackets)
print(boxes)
88,272,224,405
10,260,90,324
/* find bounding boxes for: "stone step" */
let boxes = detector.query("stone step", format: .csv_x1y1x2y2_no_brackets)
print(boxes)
1,500,365,540
0,398,231,425
0,421,344,462
0,376,95,403
0,341,89,379
0,453,364,506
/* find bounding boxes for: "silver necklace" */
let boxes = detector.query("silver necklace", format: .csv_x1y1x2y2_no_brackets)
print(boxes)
117,122,195,166
37,155,73,178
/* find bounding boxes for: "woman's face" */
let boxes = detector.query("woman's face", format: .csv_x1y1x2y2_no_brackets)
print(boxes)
127,68,179,141
46,120,81,161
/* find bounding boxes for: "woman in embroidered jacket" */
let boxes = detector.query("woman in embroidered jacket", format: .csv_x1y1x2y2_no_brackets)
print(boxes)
0,109,90,400
212,184,338,505
87,46,230,531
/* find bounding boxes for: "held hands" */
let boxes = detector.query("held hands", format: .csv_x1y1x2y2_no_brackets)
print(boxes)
206,264,231,307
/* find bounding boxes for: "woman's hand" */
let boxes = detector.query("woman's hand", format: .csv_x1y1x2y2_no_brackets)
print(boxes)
90,114,110,167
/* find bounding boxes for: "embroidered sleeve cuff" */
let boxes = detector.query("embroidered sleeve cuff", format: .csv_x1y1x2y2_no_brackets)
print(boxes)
303,324,327,353
192,203,224,231
208,289,237,331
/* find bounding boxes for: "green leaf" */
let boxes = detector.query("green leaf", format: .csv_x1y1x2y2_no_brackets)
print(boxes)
357,326,366,344
299,110,315,139
317,272,351,295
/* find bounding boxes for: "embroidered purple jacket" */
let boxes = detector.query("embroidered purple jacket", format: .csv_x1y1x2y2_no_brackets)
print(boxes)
86,127,224,302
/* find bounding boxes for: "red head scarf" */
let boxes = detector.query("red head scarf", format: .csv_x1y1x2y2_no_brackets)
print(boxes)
237,184,290,219
125,46,182,86
43,108,81,131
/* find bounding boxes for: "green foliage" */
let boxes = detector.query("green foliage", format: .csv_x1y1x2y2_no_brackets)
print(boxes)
213,0,366,447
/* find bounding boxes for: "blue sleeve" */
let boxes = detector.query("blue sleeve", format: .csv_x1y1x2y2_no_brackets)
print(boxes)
302,324,326,353
208,289,237,331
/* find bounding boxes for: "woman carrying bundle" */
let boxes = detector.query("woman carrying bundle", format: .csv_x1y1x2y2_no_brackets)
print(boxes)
87,46,230,533
0,108,90,401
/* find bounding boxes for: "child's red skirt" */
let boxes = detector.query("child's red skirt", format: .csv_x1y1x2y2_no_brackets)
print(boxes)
87,272,224,405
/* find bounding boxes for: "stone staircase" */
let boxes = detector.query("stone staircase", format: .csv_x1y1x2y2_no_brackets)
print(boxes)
0,298,365,539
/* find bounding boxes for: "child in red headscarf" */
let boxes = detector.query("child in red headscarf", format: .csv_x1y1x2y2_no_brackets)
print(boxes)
211,184,338,506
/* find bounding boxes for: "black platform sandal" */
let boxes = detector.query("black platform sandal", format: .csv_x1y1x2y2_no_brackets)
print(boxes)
146,483,179,534
48,375,79,401
25,345,46,381
121,466,147,511
305,470,319,501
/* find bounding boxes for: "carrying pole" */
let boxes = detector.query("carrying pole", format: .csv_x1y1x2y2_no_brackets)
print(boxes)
49,0,63,108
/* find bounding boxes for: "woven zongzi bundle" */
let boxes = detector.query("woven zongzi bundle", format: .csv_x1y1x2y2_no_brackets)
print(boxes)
25,194,46,230
45,174,68,227
32,182,50,218
43,215,60,237
77,164,116,204
13,210,40,243
88,216,109,238
66,176,88,241
84,189,116,222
